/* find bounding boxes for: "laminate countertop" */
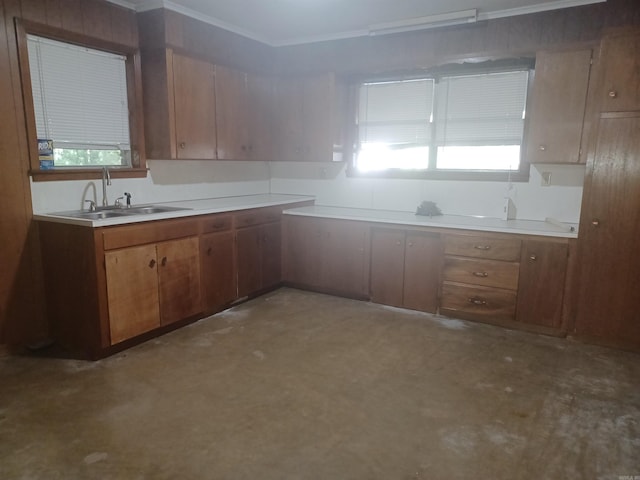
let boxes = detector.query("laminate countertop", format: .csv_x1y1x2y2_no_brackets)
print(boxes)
34,194,315,227
283,205,578,238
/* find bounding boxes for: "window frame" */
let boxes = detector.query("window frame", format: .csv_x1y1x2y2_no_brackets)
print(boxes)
15,19,147,182
347,61,535,182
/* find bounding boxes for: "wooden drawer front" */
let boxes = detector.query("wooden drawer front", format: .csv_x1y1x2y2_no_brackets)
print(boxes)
443,257,519,290
200,215,232,234
444,234,521,261
235,207,281,228
441,282,516,321
102,218,199,251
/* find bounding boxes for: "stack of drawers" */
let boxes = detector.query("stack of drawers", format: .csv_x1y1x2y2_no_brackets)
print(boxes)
440,233,522,323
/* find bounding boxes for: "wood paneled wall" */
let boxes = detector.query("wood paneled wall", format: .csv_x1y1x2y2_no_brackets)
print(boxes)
275,0,640,75
0,0,138,347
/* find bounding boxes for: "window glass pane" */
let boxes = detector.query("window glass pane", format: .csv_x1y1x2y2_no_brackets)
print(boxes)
436,145,521,170
27,35,131,168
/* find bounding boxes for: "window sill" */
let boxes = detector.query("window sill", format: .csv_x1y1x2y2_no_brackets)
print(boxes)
346,168,530,182
30,168,148,182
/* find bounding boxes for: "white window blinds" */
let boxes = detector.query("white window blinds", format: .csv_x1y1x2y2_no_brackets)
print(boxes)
359,78,434,147
27,35,130,150
435,70,528,146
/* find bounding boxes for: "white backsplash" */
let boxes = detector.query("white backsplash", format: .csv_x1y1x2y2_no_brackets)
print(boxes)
31,159,585,223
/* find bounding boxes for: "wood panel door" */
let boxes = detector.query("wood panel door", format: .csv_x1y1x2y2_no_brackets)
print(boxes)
276,77,304,161
370,229,406,307
599,31,640,113
322,220,369,297
283,216,323,287
526,48,592,164
260,222,282,290
157,237,202,325
172,54,216,159
573,113,640,348
302,73,334,162
215,64,250,160
105,245,160,345
516,240,568,329
247,73,275,160
403,232,441,313
237,226,261,298
201,231,236,313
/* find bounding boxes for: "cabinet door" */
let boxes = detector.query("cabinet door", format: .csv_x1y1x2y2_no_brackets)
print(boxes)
516,240,568,329
599,31,640,112
173,54,216,159
247,73,275,160
283,216,323,287
157,237,202,325
526,49,592,164
573,113,640,348
370,229,406,308
403,232,441,313
322,220,369,297
201,231,236,313
215,65,250,160
237,226,261,298
105,245,160,345
260,222,282,290
276,78,304,161
302,73,334,162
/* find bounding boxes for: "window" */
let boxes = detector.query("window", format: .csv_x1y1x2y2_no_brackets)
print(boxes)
27,35,131,168
354,67,531,180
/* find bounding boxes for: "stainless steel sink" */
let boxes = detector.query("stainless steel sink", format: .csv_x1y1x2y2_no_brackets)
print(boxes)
50,205,191,220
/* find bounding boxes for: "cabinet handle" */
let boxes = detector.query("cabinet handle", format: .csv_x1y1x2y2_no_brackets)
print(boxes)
529,254,537,261
538,145,546,151
161,256,167,267
241,145,247,151
608,90,618,98
408,242,414,247
179,142,186,149
473,245,491,250
468,297,487,306
396,240,402,246
591,219,600,227
207,247,212,256
473,271,489,277
149,259,156,268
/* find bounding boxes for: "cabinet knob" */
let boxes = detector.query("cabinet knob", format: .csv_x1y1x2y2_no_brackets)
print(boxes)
473,245,491,251
468,297,487,306
396,240,402,246
529,254,537,261
473,271,489,278
408,242,414,247
591,219,600,227
179,142,186,149
149,259,156,268
608,90,618,98
161,256,167,267
207,247,212,256
241,145,247,151
538,145,546,151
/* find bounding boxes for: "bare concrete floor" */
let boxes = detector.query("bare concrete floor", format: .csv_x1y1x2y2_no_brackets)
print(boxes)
1,288,639,479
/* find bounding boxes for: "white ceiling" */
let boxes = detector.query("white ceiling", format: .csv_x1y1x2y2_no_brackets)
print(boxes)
114,0,606,46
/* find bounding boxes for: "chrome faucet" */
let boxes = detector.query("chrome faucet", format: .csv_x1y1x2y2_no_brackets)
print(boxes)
101,167,111,207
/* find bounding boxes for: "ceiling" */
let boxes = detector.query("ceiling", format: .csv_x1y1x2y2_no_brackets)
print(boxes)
115,0,606,46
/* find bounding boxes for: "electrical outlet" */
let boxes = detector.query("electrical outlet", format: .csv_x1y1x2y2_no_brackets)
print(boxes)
541,171,552,186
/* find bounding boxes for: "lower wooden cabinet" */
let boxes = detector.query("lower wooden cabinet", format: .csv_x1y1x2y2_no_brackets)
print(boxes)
201,230,236,314
370,228,441,313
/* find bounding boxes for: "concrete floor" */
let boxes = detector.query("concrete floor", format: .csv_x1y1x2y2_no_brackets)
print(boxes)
1,288,639,480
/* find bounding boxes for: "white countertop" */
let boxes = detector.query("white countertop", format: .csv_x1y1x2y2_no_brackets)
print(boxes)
283,205,578,238
34,194,315,227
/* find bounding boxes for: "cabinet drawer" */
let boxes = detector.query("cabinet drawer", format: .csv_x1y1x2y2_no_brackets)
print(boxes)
441,282,516,322
200,215,232,234
444,234,521,261
102,218,199,250
235,207,281,228
443,257,519,290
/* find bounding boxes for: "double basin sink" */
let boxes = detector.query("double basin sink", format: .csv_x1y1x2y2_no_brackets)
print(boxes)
52,205,190,220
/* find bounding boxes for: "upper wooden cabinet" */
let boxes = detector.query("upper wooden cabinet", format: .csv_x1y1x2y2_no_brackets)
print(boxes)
214,65,275,160
142,49,216,160
275,73,346,162
598,30,640,112
526,48,594,164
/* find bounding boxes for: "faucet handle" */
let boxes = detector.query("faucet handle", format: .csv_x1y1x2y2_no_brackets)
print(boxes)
84,200,96,212
124,192,132,208
114,197,124,208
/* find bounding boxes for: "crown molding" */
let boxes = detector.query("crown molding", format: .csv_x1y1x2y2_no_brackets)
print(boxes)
104,0,608,47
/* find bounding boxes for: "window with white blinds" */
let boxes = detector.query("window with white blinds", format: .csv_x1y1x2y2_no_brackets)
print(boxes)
355,69,529,174
27,35,131,167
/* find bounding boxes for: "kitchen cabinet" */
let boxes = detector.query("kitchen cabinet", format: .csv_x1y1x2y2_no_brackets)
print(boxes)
525,48,594,164
236,208,283,298
440,233,521,324
142,49,216,160
275,72,345,162
597,30,640,113
283,216,369,298
214,64,275,160
370,228,441,313
515,239,569,330
200,215,236,314
572,112,640,350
